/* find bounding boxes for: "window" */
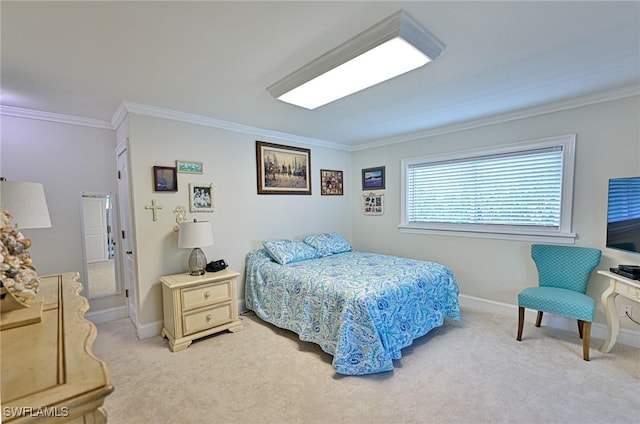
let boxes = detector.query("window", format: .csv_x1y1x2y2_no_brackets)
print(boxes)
400,134,576,242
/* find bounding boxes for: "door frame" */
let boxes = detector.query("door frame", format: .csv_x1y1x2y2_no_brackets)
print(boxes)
116,139,139,328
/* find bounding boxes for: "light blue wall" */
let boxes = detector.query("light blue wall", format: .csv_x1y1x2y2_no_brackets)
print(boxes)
350,96,640,330
0,114,124,312
3,95,638,333
123,114,353,325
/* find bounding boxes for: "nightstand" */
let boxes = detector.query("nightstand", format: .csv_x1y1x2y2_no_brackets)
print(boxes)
160,269,242,352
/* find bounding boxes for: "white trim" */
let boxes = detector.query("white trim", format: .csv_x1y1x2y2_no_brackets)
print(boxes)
134,299,246,340
238,299,247,314
113,101,351,151
85,306,129,325
110,101,129,129
2,85,637,151
136,319,164,340
400,134,576,242
459,294,640,349
398,226,576,244
352,84,640,151
0,105,113,129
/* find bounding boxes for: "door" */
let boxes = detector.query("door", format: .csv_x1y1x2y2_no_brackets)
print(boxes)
116,143,138,326
82,196,109,263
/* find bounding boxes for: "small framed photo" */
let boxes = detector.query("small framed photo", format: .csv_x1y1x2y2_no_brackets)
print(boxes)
153,166,177,192
256,141,311,195
362,192,384,215
189,183,214,212
176,160,203,174
362,166,385,190
320,169,344,196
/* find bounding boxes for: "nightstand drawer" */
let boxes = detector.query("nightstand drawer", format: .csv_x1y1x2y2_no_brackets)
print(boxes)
181,280,231,311
160,269,242,352
183,302,233,336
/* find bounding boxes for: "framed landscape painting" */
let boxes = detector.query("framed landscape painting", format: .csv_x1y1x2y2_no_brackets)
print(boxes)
176,160,203,174
362,166,385,190
256,141,311,195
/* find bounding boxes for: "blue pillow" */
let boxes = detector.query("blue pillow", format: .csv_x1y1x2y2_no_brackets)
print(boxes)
262,239,319,265
303,233,352,257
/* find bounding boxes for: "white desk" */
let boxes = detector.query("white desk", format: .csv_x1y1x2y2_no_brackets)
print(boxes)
598,270,640,353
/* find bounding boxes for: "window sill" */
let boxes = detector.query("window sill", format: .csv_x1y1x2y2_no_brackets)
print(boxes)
398,223,577,244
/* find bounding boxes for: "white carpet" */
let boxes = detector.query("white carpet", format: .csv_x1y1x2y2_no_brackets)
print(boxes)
93,307,639,424
87,259,117,297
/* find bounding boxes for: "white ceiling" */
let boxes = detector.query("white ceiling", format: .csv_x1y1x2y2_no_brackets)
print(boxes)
2,1,639,149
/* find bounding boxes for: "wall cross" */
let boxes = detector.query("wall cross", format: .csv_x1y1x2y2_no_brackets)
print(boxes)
145,199,163,222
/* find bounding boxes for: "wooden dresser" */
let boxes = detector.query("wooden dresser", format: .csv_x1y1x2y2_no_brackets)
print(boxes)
0,272,113,423
160,269,242,352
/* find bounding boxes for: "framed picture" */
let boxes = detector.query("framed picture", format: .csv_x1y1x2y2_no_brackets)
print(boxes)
189,183,214,212
153,166,177,192
320,169,344,196
362,192,384,215
362,166,385,190
256,141,311,195
176,160,203,174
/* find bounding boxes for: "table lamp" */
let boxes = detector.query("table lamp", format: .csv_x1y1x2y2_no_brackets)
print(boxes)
0,180,52,229
0,179,52,329
178,219,214,275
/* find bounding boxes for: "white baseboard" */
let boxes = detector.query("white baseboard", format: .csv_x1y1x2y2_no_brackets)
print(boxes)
104,299,247,341
459,294,640,349
136,320,164,340
86,306,129,325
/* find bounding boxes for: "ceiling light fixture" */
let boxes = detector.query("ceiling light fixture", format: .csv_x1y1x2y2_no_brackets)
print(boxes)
267,10,445,110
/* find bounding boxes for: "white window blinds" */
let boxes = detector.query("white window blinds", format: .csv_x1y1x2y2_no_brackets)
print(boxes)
400,134,576,242
407,147,563,227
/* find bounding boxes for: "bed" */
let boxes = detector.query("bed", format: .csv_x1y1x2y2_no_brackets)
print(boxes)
244,234,461,375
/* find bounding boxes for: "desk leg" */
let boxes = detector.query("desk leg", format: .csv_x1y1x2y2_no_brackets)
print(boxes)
600,280,619,353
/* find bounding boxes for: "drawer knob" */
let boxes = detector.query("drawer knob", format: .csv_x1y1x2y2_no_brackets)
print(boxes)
206,314,213,321
204,291,210,298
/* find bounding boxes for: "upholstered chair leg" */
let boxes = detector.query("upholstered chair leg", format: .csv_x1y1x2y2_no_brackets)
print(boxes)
535,311,543,327
517,307,525,341
577,320,584,339
582,321,591,361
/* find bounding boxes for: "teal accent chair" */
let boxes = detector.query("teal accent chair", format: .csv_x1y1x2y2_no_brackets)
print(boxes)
517,244,601,360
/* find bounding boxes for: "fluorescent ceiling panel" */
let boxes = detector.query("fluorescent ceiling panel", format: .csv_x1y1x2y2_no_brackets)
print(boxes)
268,10,445,110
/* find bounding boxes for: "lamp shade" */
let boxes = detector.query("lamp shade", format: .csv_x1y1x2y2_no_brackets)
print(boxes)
178,220,214,249
0,181,52,229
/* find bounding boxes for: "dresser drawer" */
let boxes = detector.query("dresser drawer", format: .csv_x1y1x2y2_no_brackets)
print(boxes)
616,280,640,301
181,280,231,311
182,302,233,336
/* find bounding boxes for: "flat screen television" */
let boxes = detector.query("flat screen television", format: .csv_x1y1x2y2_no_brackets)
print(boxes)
606,176,640,254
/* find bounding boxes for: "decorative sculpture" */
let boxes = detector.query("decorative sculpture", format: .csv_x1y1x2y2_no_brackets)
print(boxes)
0,209,40,306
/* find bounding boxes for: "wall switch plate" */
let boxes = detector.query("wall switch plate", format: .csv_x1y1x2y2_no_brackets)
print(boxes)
620,305,633,318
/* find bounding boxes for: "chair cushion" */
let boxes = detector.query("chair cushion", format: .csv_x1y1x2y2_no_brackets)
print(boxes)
531,244,601,293
518,286,595,321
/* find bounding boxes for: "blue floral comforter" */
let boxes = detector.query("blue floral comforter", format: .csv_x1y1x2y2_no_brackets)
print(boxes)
245,249,461,375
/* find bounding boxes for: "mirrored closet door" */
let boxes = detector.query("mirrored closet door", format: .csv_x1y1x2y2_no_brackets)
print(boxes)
81,192,120,299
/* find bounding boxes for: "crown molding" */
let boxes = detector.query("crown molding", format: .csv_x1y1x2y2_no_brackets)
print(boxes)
0,105,113,130
113,101,351,151
3,84,637,152
351,84,640,151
